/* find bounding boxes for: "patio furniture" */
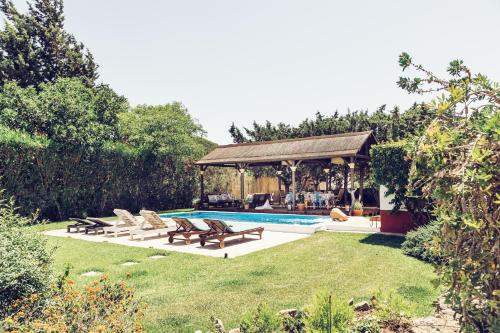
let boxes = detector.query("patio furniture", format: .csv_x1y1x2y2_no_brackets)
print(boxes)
369,214,381,228
204,193,237,208
102,212,140,238
130,210,171,241
249,193,271,208
67,218,94,233
200,219,264,249
85,217,113,234
167,217,212,244
113,208,145,228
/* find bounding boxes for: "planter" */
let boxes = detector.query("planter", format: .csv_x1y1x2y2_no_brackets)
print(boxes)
244,204,250,210
297,203,306,212
352,209,363,216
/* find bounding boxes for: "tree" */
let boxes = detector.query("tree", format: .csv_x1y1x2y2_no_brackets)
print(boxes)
228,105,433,144
0,78,128,146
399,53,499,332
0,0,98,88
118,103,207,159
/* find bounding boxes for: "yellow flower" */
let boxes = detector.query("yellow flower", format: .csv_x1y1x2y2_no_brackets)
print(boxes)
94,325,106,333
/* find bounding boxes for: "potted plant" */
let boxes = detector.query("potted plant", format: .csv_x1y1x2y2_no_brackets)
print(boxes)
352,200,363,216
244,195,252,210
297,193,306,212
192,198,201,210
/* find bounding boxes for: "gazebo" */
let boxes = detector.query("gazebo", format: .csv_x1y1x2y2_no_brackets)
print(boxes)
196,131,377,211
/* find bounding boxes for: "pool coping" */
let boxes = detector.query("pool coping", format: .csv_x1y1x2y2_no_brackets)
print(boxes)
160,210,325,234
160,211,379,235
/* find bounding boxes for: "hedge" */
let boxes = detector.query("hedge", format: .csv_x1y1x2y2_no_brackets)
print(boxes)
370,141,411,211
0,127,197,220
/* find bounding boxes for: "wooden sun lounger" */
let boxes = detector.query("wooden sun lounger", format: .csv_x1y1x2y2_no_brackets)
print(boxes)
167,217,212,245
200,219,264,249
85,217,113,234
67,218,94,233
129,210,171,241
99,210,142,238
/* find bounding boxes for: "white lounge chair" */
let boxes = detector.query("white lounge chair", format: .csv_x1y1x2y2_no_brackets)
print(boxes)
130,210,171,241
103,209,141,238
114,208,146,228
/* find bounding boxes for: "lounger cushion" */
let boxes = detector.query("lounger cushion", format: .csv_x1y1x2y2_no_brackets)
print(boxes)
191,220,210,231
225,224,250,233
216,220,249,233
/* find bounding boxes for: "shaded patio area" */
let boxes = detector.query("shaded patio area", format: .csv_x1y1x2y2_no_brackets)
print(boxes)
196,131,378,213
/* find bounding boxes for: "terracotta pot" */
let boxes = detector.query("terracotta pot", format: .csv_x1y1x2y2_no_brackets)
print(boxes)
297,203,306,212
352,209,363,216
244,204,250,210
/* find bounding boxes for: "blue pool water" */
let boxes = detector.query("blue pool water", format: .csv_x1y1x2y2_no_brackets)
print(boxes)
159,211,328,226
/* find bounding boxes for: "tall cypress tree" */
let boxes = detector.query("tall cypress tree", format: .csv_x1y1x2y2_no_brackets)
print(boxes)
0,0,98,88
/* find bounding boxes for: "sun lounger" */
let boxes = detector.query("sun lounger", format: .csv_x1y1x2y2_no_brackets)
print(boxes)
113,208,146,228
85,217,113,234
67,218,94,233
167,217,212,245
101,212,140,238
200,219,264,249
129,210,171,241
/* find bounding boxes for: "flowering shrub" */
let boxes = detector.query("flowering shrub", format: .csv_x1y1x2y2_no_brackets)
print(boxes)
399,53,499,332
2,271,143,333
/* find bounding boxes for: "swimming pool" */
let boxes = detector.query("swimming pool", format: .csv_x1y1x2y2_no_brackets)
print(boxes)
159,211,329,226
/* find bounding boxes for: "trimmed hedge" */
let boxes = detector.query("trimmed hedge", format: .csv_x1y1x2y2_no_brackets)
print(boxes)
370,141,411,211
0,127,197,220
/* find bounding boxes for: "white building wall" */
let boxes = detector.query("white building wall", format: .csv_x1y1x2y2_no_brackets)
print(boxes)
379,185,407,211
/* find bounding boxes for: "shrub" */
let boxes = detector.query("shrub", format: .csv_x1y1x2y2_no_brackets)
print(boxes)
281,309,307,333
305,290,353,333
2,271,143,332
372,291,412,332
401,220,442,264
240,304,281,333
353,319,380,333
0,193,53,316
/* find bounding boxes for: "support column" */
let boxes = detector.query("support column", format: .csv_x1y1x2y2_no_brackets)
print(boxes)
348,157,357,214
291,164,297,211
359,163,365,204
199,165,206,203
239,167,245,207
323,166,331,192
276,170,283,206
349,157,356,190
343,163,349,204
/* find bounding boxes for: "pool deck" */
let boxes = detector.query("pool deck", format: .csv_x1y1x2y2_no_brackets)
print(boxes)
44,228,309,258
44,214,380,258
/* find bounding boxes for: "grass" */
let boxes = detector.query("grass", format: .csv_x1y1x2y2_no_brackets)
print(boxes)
35,218,440,332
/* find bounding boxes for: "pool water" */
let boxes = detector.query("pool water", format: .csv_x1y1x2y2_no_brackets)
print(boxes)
160,211,329,226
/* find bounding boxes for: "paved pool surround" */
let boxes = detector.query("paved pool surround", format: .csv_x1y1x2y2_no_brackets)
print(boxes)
44,212,380,258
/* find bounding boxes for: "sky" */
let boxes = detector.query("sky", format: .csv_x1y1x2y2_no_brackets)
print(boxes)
6,0,500,144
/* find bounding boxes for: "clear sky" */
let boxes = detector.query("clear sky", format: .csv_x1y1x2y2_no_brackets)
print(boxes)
6,0,500,144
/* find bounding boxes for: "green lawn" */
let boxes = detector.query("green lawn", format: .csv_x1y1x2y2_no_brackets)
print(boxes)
36,220,439,332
